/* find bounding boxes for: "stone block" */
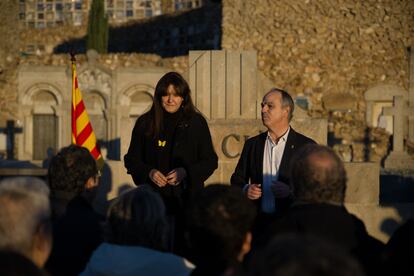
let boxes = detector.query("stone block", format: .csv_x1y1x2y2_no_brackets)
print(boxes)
206,160,239,185
322,93,357,111
240,51,257,119
291,118,327,145
344,162,379,204
226,51,242,118
211,51,226,119
384,151,414,170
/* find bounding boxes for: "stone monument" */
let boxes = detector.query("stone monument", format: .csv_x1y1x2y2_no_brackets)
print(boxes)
383,96,414,170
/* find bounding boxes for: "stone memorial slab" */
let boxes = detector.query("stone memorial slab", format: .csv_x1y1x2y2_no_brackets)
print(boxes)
344,162,379,204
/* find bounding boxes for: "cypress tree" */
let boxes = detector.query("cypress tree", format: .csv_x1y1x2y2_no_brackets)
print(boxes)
86,0,108,54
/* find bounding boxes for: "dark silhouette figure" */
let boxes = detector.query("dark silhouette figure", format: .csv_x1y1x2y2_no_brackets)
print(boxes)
187,184,256,276
384,219,414,275
257,144,385,276
45,145,104,276
249,234,365,276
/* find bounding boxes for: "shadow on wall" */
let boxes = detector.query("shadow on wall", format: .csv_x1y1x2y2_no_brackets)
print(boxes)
93,160,113,216
380,173,414,238
54,2,222,58
98,138,121,161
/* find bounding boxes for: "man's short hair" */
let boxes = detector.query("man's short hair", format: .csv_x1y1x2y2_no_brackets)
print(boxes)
0,177,51,259
290,144,347,204
267,88,295,122
48,145,97,194
187,184,256,264
105,185,168,251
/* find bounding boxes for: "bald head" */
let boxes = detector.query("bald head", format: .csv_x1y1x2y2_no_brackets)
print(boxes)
290,145,347,204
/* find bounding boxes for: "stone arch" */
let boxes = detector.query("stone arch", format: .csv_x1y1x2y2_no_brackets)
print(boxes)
20,83,64,161
22,82,63,107
119,84,154,157
120,84,154,118
364,84,408,133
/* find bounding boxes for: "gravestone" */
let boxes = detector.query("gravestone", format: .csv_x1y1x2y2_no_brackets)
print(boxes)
383,96,414,170
0,120,23,160
364,84,408,133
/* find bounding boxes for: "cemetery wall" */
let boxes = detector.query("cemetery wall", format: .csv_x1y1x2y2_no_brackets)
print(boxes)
221,0,414,162
2,0,414,162
0,0,21,124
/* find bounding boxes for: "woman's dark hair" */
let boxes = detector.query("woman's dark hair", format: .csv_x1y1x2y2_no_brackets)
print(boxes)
105,185,168,251
144,71,197,138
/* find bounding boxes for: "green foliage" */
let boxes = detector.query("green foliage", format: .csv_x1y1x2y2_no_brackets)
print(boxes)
86,0,108,54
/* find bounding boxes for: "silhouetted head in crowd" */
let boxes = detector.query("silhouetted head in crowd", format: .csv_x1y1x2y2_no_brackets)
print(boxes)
290,144,347,204
105,185,168,251
249,234,365,276
187,184,256,267
0,250,47,276
0,177,52,268
48,145,99,198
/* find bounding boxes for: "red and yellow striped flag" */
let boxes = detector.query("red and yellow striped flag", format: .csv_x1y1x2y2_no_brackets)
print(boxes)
71,60,103,165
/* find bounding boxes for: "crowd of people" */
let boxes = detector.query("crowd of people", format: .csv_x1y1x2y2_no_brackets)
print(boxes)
0,72,412,276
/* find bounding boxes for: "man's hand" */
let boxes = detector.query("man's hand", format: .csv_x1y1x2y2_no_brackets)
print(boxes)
271,181,291,198
246,184,262,200
149,169,168,187
167,167,187,186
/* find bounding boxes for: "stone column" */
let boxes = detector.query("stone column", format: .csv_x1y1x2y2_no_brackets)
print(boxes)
409,46,414,142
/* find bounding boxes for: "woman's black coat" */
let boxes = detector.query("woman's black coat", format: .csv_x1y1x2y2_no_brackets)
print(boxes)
124,112,218,208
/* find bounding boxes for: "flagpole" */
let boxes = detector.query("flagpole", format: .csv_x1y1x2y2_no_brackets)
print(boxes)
70,52,77,145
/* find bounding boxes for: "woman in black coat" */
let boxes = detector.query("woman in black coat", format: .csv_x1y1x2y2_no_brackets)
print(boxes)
124,72,218,253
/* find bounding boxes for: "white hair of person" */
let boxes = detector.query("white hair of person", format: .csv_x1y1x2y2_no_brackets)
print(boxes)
0,177,51,258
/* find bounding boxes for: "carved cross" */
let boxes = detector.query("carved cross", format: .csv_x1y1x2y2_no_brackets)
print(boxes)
0,120,23,160
383,96,414,152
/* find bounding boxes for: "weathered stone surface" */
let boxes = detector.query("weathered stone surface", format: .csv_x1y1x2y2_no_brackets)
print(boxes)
344,162,379,204
323,93,357,111
0,0,20,122
221,0,414,162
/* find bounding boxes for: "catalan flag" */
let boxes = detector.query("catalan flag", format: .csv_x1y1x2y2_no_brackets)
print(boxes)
71,56,103,169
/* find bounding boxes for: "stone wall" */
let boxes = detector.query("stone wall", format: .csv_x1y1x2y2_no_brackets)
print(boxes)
0,0,21,124
51,2,221,58
221,0,414,161
19,53,188,73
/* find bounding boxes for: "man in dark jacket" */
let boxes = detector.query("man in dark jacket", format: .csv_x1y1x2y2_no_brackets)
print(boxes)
45,145,104,276
231,88,315,228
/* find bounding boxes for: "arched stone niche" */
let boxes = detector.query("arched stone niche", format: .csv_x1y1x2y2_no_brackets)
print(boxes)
364,84,408,134
119,84,154,158
20,83,64,161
